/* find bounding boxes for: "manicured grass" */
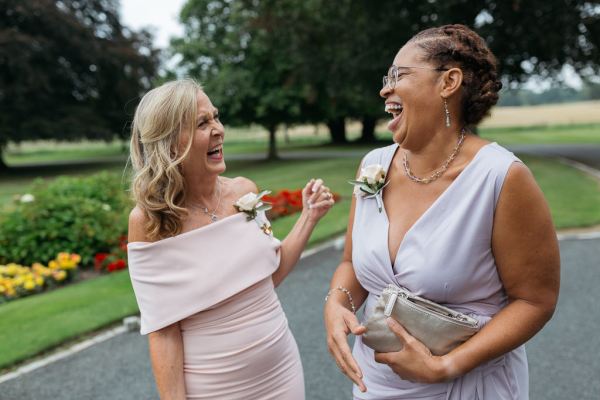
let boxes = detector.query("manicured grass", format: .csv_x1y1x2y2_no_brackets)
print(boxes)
523,155,600,229
0,271,137,369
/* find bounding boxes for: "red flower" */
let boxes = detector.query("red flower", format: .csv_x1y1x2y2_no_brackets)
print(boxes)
94,253,109,271
107,262,118,272
118,235,128,251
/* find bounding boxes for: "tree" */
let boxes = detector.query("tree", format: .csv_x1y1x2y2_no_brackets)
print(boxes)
172,0,310,159
0,0,159,170
170,0,600,146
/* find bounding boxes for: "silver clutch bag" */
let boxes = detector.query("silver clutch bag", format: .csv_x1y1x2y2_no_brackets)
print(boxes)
362,284,480,355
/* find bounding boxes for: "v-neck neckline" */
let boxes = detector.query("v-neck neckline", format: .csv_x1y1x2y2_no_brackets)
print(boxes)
381,142,494,268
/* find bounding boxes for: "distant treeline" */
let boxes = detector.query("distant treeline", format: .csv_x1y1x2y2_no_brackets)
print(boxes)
499,81,600,106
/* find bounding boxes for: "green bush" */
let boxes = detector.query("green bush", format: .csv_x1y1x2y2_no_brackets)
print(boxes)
0,172,131,266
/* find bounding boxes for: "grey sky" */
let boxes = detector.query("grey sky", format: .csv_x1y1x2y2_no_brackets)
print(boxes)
120,0,187,49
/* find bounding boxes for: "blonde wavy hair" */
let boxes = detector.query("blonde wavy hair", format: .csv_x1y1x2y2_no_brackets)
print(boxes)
129,79,202,240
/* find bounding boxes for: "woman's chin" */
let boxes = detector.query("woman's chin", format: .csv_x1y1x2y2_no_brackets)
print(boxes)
392,128,407,145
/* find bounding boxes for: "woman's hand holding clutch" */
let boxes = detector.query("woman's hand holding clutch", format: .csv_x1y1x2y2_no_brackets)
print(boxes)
374,318,452,384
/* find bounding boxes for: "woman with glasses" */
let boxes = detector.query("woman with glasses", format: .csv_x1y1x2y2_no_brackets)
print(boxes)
324,24,560,399
126,79,335,399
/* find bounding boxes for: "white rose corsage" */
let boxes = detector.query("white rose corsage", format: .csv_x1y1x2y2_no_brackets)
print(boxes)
348,164,388,212
234,191,273,235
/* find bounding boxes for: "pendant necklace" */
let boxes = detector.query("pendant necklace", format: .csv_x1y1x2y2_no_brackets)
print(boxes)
190,178,222,223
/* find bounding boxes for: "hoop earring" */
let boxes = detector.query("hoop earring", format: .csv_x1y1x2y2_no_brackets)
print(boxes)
443,98,451,127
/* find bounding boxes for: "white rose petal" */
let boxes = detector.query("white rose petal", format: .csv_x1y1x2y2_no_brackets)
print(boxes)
361,164,385,185
20,194,35,203
235,192,260,211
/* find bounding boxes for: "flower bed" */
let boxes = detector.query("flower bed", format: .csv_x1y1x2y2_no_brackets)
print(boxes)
94,236,128,273
263,189,341,220
0,252,80,303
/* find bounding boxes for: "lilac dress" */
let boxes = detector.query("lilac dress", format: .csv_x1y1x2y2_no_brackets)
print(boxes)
352,143,529,400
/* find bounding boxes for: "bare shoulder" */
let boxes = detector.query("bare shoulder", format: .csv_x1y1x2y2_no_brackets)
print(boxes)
494,160,555,241
227,176,259,197
500,161,539,202
128,206,150,243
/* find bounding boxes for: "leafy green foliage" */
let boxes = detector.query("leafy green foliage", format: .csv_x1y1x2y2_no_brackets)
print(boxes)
0,0,159,165
0,172,131,266
171,0,600,144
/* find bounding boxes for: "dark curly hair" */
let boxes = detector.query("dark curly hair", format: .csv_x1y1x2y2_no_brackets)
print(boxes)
408,24,502,126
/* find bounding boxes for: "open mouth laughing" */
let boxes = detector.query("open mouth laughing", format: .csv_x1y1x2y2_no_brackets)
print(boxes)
385,102,403,132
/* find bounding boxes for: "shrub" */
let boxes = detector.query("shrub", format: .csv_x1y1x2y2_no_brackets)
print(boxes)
0,172,132,266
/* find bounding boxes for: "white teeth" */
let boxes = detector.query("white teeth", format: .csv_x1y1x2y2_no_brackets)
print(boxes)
385,104,403,113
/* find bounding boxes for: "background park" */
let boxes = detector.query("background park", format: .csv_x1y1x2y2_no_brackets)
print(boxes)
1,1,600,399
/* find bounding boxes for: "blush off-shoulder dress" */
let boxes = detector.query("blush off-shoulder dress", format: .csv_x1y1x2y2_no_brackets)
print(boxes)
352,143,529,400
127,212,304,400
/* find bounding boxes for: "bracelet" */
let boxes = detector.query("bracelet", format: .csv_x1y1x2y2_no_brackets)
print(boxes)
325,286,356,314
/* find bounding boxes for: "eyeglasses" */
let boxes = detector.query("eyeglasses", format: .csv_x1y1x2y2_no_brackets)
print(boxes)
382,65,449,89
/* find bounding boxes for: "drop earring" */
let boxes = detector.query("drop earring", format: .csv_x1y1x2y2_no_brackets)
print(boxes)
443,98,451,127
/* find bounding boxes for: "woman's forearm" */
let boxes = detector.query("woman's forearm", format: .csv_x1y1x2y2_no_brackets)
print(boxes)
328,260,369,311
148,324,186,400
272,210,316,286
438,299,555,381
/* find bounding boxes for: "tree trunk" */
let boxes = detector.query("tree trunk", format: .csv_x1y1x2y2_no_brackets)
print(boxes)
0,147,8,173
267,125,278,160
358,116,377,143
326,118,347,144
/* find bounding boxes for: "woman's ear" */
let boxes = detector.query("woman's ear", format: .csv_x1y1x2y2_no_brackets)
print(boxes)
440,67,463,98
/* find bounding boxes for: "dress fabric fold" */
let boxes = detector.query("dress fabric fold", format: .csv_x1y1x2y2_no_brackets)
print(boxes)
127,213,304,399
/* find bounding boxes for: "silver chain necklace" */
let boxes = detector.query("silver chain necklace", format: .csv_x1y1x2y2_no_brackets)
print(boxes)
188,179,222,222
403,128,466,184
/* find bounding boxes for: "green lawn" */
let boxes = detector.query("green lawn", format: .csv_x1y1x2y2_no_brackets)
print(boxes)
0,271,137,369
523,155,600,228
6,123,596,167
2,135,600,369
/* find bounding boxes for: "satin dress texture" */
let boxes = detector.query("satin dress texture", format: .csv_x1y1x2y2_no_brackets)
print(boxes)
351,143,529,400
127,213,304,400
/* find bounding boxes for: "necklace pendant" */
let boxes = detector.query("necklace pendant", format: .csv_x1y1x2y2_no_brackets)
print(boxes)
209,213,218,223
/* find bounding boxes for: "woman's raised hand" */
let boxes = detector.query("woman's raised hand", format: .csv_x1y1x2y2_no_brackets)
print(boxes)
303,178,335,222
324,290,368,392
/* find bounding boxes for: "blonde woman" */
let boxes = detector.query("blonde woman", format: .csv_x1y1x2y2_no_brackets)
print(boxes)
127,79,334,399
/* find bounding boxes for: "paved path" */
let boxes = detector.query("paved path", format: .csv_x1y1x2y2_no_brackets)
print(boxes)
1,237,599,400
506,144,600,169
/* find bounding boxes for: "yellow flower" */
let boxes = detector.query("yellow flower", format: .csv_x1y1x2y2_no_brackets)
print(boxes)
6,264,19,276
71,254,81,264
24,280,36,290
49,260,59,269
53,270,67,281
35,276,44,286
